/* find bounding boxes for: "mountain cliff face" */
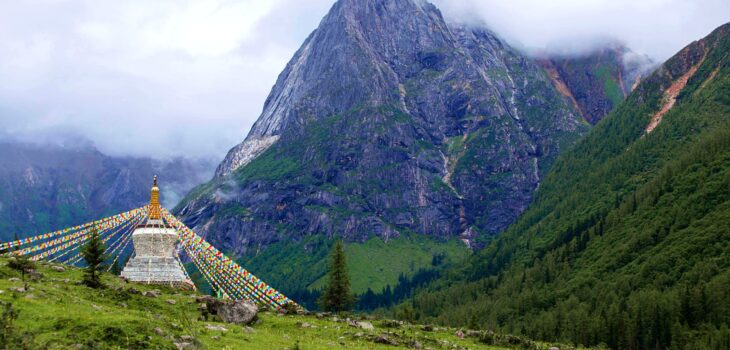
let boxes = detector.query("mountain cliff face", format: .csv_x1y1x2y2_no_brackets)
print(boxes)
176,0,591,292
179,0,587,251
0,141,214,239
538,45,654,124
405,23,730,350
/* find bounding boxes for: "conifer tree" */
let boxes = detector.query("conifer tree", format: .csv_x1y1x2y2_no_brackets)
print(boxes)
81,226,106,288
319,240,355,313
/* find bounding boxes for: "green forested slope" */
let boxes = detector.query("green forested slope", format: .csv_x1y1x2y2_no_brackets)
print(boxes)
402,23,730,350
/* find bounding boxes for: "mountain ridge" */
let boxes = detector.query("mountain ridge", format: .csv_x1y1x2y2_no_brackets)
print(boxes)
401,21,730,350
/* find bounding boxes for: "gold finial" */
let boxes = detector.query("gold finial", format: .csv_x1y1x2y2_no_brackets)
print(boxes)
149,175,161,220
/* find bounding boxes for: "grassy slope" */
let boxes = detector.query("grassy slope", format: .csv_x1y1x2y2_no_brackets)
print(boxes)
240,234,469,294
403,23,730,349
0,258,521,350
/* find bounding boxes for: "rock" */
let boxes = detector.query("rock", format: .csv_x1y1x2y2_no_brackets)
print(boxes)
173,342,193,350
24,294,35,299
549,347,560,350
297,322,314,329
142,290,161,298
455,330,465,339
243,326,254,334
216,300,258,325
196,295,216,304
154,327,164,336
8,278,20,282
422,325,434,332
410,340,423,349
51,266,65,272
29,270,43,281
374,334,398,346
338,336,346,345
92,304,102,311
205,325,228,332
357,321,374,331
9,287,26,293
120,303,128,308
128,287,141,295
166,299,177,305
179,335,194,342
466,330,482,338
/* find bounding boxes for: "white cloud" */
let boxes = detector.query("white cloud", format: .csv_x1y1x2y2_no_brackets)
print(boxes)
0,0,727,161
0,0,334,160
432,0,730,60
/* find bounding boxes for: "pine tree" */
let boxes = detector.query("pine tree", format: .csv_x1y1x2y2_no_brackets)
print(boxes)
319,240,355,313
81,226,106,288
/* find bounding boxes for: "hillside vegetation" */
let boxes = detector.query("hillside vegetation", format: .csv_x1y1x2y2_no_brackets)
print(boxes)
402,23,730,350
0,257,595,350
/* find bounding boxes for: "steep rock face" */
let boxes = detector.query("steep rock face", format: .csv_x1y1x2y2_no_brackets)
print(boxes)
0,141,215,238
538,45,654,124
177,0,588,260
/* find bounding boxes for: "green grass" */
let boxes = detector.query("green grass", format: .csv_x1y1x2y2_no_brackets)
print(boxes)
311,234,469,293
595,64,624,106
0,258,517,349
240,234,470,296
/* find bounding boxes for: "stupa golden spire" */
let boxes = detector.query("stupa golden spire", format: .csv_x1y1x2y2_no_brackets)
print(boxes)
149,175,161,220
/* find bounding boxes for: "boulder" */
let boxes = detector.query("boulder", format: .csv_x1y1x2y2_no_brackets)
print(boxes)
466,330,482,338
216,300,258,325
142,290,161,298
357,321,374,331
51,266,65,272
173,342,193,350
374,334,398,346
205,325,228,332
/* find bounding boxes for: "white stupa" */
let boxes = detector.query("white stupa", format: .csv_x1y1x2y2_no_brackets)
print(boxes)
121,176,194,289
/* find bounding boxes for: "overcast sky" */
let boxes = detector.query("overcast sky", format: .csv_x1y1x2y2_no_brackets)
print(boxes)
0,0,727,161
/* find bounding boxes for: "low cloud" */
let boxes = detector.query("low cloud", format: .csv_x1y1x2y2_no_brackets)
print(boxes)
432,0,730,60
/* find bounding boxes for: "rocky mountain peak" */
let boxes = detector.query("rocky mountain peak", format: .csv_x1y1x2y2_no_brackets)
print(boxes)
180,0,588,262
215,0,459,178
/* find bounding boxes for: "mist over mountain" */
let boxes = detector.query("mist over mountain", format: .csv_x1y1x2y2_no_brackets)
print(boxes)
0,138,216,238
